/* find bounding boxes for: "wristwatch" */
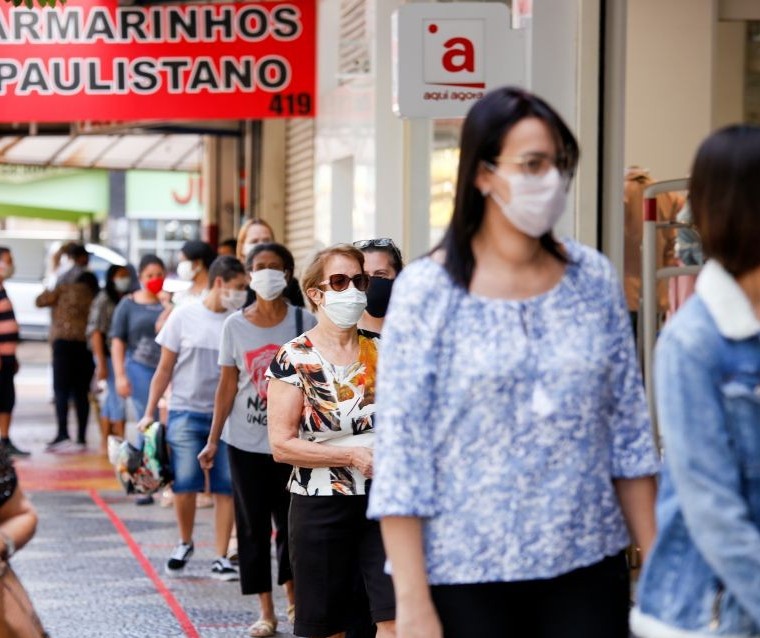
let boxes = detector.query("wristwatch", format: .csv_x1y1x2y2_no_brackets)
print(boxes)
0,531,15,561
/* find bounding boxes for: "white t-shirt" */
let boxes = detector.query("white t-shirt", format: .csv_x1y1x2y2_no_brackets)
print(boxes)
219,305,316,454
155,301,230,414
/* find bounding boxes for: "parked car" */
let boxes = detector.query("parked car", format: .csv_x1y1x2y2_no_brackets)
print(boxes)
3,238,128,340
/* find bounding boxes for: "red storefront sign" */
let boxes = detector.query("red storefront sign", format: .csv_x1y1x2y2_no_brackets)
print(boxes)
0,0,316,122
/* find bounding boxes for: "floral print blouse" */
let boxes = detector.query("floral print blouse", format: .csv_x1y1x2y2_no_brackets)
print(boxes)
367,239,659,585
267,332,379,496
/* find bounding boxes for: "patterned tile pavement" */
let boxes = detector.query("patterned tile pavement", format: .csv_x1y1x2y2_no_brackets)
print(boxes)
9,342,297,638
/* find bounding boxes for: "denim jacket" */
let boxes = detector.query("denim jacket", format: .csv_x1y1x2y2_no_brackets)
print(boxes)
632,260,760,637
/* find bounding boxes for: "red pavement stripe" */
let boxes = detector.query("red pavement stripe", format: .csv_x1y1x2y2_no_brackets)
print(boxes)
89,490,201,638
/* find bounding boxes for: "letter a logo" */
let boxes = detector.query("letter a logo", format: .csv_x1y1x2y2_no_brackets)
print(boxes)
442,37,475,73
423,20,485,88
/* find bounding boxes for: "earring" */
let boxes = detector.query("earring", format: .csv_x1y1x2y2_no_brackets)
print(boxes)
480,187,490,197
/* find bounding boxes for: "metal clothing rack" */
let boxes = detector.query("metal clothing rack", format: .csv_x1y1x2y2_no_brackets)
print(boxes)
640,178,701,448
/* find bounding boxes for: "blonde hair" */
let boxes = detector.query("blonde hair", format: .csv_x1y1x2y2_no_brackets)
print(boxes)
301,244,365,312
236,218,276,261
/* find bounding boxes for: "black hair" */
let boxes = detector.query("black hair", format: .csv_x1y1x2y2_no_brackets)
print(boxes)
245,242,295,279
689,124,760,278
180,240,216,270
65,242,89,262
362,245,404,275
0,246,10,260
208,255,246,288
437,86,580,289
138,254,165,274
104,264,130,304
219,238,238,253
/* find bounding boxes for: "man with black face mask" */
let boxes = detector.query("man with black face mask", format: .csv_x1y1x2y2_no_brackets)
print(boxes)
354,238,404,338
349,237,404,638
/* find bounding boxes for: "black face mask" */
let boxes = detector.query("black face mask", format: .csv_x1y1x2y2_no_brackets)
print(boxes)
365,276,395,318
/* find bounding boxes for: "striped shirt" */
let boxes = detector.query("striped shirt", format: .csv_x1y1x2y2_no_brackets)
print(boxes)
0,286,19,356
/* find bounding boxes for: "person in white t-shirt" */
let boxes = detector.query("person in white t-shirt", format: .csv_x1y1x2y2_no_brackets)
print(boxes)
198,242,316,638
138,256,249,580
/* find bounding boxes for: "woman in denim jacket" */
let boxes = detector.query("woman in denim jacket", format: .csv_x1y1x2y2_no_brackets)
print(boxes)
632,125,760,637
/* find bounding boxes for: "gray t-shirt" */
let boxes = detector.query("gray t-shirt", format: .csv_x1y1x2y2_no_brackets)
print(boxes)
109,297,163,368
156,301,230,414
219,305,316,453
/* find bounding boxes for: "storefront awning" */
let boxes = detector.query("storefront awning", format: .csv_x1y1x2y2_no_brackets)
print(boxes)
0,134,203,172
0,201,95,223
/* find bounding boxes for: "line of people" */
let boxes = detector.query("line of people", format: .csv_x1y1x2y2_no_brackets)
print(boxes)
4,84,758,638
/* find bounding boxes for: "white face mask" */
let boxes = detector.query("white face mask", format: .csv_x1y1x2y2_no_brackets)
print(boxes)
250,269,287,301
176,260,199,282
113,276,131,293
220,288,248,311
0,262,14,280
242,242,257,258
486,166,567,238
321,288,367,329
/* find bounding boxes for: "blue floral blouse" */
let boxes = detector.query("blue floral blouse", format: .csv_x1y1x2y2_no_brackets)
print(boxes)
367,239,659,585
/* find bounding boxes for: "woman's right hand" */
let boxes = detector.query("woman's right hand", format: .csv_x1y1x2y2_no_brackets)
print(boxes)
396,598,442,638
115,375,131,398
349,447,374,478
197,441,217,471
95,364,108,383
136,416,154,432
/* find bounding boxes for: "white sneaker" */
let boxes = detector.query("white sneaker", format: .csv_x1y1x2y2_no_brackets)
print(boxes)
165,541,194,576
210,557,239,581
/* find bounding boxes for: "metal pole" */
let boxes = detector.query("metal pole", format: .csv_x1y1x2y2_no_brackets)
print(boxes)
243,119,253,219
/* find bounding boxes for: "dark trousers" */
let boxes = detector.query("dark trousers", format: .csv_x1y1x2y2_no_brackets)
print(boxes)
227,445,292,594
52,339,95,443
430,552,630,638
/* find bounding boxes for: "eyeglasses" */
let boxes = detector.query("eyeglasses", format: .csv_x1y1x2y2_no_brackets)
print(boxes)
319,273,371,292
353,238,403,263
492,152,570,177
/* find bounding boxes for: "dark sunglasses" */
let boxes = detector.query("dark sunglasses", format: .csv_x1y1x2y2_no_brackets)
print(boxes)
354,238,402,259
319,273,371,292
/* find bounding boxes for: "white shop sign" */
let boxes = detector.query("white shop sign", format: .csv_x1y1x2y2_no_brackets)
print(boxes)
392,3,525,119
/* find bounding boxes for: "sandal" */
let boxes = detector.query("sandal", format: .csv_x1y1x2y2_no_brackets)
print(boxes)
286,603,296,625
248,618,277,637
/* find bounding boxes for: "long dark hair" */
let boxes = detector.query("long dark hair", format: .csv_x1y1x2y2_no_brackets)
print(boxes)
104,265,129,304
437,86,580,289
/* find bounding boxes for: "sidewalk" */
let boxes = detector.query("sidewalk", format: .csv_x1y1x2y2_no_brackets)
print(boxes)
10,341,297,638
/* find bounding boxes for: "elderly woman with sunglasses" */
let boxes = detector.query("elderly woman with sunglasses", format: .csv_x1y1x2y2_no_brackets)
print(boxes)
267,244,396,638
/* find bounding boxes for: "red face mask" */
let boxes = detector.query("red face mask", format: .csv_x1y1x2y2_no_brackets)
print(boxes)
144,277,165,296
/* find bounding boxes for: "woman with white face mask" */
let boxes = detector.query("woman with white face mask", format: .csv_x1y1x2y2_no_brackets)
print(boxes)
368,87,659,638
198,242,316,638
266,245,396,638
171,240,216,307
87,264,133,453
236,218,307,309
137,256,248,581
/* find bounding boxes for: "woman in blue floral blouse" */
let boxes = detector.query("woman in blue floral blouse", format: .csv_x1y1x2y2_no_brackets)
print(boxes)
368,86,659,637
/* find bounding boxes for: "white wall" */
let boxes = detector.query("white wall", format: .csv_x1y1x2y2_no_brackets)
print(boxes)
625,0,718,179
714,20,746,128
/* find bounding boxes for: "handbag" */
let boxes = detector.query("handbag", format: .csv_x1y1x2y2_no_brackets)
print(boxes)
0,558,49,638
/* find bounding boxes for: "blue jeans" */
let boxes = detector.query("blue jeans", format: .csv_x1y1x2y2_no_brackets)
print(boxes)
101,357,126,422
125,356,157,421
166,410,232,495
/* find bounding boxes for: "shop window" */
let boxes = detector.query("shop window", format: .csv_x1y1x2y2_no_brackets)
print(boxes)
746,22,760,123
430,119,462,247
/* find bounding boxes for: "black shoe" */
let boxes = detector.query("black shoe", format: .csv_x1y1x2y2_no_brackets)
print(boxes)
166,541,194,576
2,440,30,457
45,436,73,452
135,494,155,506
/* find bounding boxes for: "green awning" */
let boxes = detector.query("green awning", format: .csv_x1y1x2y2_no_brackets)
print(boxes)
0,201,95,223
